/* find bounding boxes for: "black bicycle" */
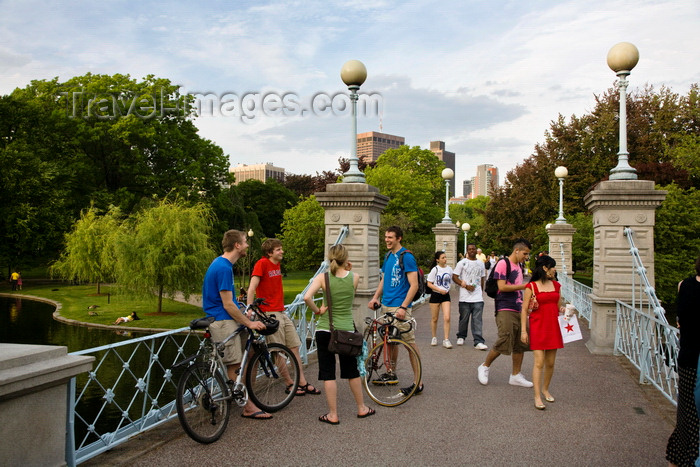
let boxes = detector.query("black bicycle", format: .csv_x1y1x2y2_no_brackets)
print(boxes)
173,299,299,443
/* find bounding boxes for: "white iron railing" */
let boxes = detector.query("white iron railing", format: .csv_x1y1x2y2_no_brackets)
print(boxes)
614,300,679,405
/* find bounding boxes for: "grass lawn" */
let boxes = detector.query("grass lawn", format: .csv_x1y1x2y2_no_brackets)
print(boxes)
1,269,317,330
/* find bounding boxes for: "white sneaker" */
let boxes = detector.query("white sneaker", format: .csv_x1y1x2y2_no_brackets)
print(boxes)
431,337,438,346
509,373,534,388
443,339,453,349
477,364,489,385
474,343,488,351
456,338,465,346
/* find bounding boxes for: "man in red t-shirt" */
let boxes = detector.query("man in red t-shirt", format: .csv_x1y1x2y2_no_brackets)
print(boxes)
247,238,321,396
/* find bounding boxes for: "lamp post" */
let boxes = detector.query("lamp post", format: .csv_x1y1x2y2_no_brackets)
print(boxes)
607,42,639,180
244,229,254,290
340,60,367,183
555,166,568,224
441,168,454,223
462,223,470,256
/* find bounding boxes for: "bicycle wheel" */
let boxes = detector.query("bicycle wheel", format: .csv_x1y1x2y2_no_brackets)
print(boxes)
362,338,422,407
245,343,299,412
176,362,231,444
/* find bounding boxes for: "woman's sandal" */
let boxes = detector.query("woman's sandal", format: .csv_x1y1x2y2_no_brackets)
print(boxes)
300,383,321,395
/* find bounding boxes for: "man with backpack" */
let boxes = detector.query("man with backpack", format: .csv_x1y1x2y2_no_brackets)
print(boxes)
368,225,424,394
477,238,533,388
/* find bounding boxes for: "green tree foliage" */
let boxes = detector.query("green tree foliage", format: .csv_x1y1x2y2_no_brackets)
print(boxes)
654,184,700,306
568,212,594,272
50,205,122,294
449,196,490,253
0,73,230,268
237,179,298,238
280,196,324,271
365,146,444,232
113,199,216,313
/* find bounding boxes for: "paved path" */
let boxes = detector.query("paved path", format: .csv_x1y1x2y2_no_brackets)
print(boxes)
87,291,675,466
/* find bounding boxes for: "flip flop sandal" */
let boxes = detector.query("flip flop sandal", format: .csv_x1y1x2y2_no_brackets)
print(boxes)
285,384,305,396
319,413,339,425
300,383,321,395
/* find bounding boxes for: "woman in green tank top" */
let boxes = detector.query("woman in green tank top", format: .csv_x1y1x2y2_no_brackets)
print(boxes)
304,244,375,424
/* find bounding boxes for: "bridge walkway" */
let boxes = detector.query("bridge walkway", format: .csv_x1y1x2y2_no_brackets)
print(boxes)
86,291,675,466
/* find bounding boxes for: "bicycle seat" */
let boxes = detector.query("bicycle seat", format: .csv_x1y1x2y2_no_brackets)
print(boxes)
190,316,216,330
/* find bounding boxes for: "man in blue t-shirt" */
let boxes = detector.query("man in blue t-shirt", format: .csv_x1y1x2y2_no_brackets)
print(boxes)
202,229,271,420
368,225,423,394
477,238,533,389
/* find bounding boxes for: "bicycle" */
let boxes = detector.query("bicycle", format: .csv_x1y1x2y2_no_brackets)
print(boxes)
173,299,300,443
361,310,422,407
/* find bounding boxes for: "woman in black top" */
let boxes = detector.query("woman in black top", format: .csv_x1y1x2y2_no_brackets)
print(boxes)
666,255,700,466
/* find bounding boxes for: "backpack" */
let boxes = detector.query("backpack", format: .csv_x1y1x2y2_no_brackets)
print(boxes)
484,258,511,299
383,249,426,303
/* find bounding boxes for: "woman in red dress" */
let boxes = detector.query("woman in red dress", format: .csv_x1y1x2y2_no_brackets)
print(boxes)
520,255,566,410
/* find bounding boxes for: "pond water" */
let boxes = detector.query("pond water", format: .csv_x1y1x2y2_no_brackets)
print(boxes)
0,295,138,350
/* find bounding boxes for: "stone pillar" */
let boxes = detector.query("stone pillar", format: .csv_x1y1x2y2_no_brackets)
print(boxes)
0,344,94,466
432,223,459,267
315,183,389,329
583,180,666,354
546,223,576,276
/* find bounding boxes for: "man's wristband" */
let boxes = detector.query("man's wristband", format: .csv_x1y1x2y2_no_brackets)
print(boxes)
398,306,407,310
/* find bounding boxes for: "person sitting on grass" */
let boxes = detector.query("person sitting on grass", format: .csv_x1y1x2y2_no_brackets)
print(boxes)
114,311,140,325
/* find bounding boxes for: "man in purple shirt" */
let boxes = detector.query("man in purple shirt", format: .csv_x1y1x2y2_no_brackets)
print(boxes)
477,238,533,388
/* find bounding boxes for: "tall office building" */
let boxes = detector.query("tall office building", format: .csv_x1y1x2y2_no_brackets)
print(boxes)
230,163,285,185
474,164,499,197
356,131,405,163
463,179,473,199
430,141,456,197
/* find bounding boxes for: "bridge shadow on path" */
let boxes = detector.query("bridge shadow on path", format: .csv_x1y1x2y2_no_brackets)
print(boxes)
88,290,674,467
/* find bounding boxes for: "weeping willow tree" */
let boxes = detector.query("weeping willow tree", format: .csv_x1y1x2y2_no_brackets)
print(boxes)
50,205,122,294
113,199,216,313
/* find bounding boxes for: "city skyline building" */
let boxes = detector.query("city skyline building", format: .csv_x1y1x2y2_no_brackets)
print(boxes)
430,141,456,197
356,131,405,164
463,179,473,199
229,163,285,185
474,164,499,197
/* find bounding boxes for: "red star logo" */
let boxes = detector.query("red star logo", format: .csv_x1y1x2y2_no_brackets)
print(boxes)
565,323,574,333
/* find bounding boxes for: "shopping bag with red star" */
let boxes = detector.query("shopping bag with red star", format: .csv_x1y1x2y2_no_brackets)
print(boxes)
558,314,583,344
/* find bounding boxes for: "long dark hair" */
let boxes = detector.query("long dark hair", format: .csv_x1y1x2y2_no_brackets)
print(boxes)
530,255,556,283
429,251,445,271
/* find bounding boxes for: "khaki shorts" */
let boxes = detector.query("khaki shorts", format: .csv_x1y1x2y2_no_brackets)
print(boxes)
209,319,248,365
382,305,416,344
493,310,530,355
264,312,302,349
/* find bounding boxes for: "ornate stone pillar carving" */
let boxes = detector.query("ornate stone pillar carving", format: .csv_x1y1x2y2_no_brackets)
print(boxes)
432,223,459,267
546,223,576,276
583,180,666,354
315,183,389,328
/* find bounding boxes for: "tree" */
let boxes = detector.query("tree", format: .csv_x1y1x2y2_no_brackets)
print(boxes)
50,206,121,294
0,73,230,268
237,179,298,238
365,146,444,232
113,199,215,313
654,183,700,306
280,196,325,271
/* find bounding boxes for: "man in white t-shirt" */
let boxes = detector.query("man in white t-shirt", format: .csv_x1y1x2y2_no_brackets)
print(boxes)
452,243,488,350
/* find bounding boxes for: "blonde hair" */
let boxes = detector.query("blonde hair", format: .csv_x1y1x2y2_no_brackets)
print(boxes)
328,244,348,275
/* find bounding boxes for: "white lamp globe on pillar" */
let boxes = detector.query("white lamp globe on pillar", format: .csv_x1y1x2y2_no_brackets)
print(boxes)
607,42,639,180
441,168,454,223
340,60,368,183
554,166,568,224
462,222,470,256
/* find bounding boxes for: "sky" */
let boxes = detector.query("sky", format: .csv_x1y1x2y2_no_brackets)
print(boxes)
1,0,698,193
